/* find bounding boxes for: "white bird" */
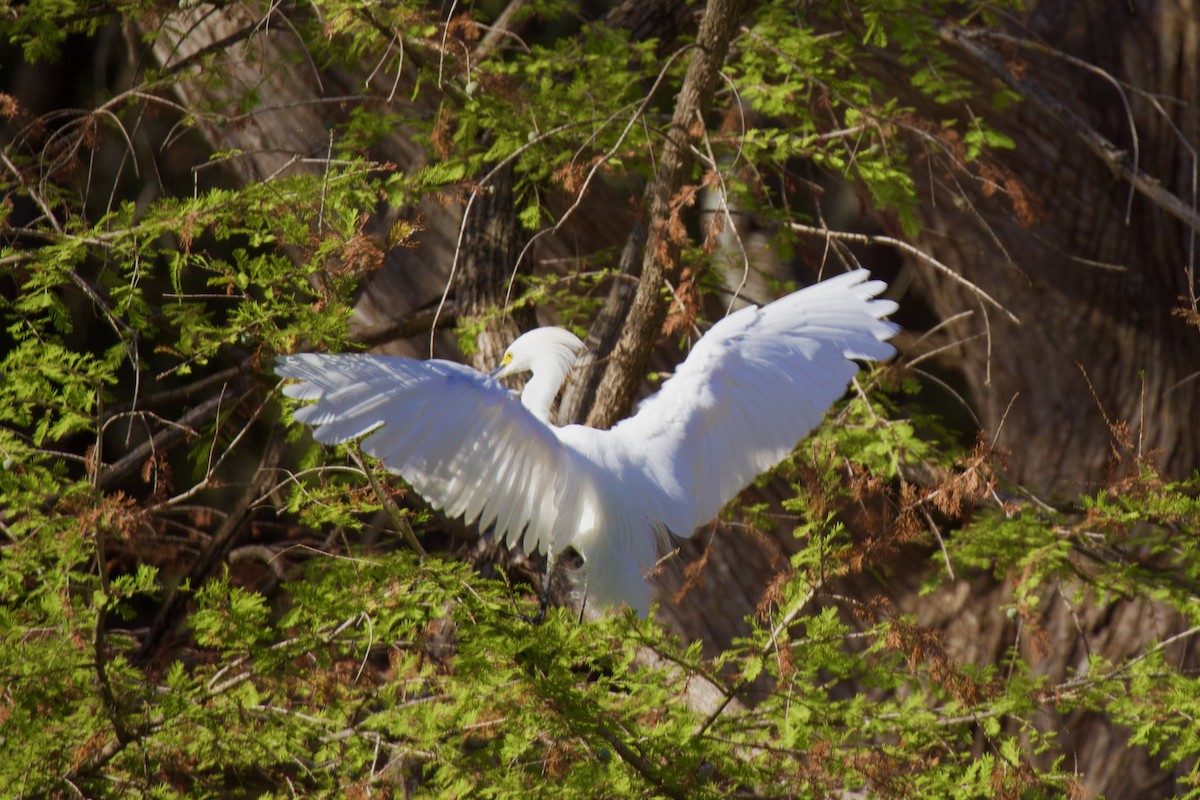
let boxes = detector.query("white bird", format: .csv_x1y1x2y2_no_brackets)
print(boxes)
276,269,898,616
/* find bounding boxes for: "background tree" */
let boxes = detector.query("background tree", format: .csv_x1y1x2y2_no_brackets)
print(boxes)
2,0,1198,798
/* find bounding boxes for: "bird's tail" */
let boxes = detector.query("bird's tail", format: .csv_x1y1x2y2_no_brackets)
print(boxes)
573,521,662,617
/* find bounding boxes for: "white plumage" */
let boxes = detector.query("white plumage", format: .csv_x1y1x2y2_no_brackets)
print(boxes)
276,269,898,615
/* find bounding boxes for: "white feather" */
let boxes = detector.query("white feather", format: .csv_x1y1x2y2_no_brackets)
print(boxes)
276,269,898,615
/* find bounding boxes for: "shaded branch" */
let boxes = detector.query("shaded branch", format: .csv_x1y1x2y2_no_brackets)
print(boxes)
941,23,1200,235
136,424,287,664
348,444,427,558
786,220,1019,324
349,300,460,349
96,376,255,491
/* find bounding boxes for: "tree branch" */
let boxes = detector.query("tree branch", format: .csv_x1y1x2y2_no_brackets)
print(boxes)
941,23,1200,236
562,0,750,428
349,300,460,349
96,377,254,491
135,424,287,664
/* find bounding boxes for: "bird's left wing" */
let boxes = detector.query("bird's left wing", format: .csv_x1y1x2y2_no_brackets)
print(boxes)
276,354,584,558
610,269,898,537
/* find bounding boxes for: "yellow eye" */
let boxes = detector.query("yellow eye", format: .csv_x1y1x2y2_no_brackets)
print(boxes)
501,353,513,365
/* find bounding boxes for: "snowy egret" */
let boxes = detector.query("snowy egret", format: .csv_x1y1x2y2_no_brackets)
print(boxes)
276,269,898,615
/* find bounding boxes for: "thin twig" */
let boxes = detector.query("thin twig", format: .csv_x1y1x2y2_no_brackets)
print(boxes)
941,24,1200,235
501,44,697,315
787,220,1019,323
348,444,427,558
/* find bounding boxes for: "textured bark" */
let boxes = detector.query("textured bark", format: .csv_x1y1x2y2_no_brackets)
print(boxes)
456,163,535,371
901,0,1200,493
147,4,633,359
654,6,1200,797
154,0,1196,486
893,14,1200,790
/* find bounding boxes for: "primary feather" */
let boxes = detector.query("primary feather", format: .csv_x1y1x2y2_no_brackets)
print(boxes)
276,269,898,615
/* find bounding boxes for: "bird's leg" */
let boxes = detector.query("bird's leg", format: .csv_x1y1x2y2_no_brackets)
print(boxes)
517,548,558,625
532,548,558,624
576,578,588,625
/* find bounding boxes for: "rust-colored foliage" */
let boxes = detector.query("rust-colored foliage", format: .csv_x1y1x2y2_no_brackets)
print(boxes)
882,617,997,706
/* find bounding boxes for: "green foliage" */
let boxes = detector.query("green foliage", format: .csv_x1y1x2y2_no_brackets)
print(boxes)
722,1,1015,236
455,267,617,353
4,0,147,61
948,470,1200,619
2,0,1197,797
452,26,663,193
0,533,1101,797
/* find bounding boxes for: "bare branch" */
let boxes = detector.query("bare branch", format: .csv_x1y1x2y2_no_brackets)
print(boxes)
97,378,253,491
941,23,1200,236
786,220,1019,324
136,424,287,664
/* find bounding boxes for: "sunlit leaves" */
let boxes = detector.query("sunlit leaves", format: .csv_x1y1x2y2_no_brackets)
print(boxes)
2,0,1196,796
449,25,662,194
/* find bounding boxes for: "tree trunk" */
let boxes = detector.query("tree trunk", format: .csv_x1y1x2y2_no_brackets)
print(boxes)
903,0,1200,494
562,0,751,429
456,163,536,370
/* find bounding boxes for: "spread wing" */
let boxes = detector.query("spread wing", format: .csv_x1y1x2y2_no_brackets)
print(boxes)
611,269,898,537
276,269,898,616
276,354,592,560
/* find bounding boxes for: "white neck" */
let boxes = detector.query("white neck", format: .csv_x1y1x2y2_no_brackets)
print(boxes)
498,327,584,424
520,360,572,422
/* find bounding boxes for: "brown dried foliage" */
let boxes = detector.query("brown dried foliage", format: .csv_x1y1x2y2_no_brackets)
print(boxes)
932,439,1000,518
431,106,456,161
671,523,715,604
662,266,701,337
978,159,1043,226
73,490,143,541
754,568,792,622
883,617,997,706
444,13,480,47
70,730,113,774
338,231,386,278
847,467,930,574
139,452,175,502
179,208,201,252
891,438,1003,546
387,215,424,251
910,114,1043,227
663,183,699,248
849,747,941,798
699,189,727,255
0,92,19,119
989,759,1040,800
1172,300,1200,332
553,161,588,195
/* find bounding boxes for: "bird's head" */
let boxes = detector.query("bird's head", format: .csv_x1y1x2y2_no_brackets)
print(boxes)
490,327,585,381
491,328,585,422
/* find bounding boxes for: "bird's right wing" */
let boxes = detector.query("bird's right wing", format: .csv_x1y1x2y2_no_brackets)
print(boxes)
610,269,898,537
276,354,591,559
